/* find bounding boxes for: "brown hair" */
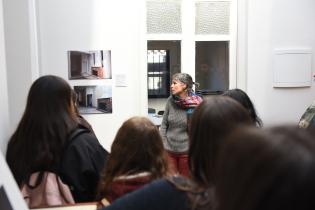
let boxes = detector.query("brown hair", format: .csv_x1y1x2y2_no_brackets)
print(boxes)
97,117,168,198
188,96,252,188
6,75,78,186
216,126,315,210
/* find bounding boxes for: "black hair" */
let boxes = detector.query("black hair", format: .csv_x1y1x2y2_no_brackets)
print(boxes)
223,89,262,127
6,75,78,186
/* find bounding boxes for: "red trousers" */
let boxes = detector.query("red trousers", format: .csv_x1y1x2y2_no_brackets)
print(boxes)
166,151,189,177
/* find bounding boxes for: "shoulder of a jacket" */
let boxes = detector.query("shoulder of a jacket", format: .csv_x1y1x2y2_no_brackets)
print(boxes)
168,96,176,105
167,95,173,101
150,178,174,190
70,132,98,147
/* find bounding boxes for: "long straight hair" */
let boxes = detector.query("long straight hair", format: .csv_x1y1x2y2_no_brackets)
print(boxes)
188,96,252,188
97,117,168,198
6,75,78,186
223,89,262,127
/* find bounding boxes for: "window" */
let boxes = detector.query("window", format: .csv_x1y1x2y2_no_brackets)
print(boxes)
195,41,229,92
147,50,170,98
147,41,181,98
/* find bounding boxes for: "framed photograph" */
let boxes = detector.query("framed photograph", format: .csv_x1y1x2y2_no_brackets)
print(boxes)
74,85,112,114
68,50,112,79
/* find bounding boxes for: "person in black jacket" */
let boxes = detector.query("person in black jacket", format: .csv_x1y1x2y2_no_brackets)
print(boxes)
6,75,108,202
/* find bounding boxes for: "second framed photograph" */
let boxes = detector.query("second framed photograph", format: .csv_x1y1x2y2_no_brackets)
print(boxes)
74,85,112,114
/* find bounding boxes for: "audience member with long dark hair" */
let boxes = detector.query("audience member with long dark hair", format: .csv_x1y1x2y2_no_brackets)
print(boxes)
97,117,168,203
101,96,252,210
223,88,262,127
216,126,315,210
6,75,108,202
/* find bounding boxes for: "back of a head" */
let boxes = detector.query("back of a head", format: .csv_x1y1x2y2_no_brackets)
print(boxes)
216,126,315,210
111,116,166,172
223,89,262,127
25,75,75,119
188,96,252,187
98,117,168,196
6,75,78,185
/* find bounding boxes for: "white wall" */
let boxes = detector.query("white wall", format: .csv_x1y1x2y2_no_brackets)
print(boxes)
246,0,315,125
35,0,143,151
2,0,35,134
0,0,10,154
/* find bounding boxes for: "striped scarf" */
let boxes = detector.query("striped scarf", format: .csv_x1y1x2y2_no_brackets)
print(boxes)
173,92,203,133
173,92,203,110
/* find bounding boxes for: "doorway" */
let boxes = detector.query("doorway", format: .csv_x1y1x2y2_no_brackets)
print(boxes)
147,40,181,113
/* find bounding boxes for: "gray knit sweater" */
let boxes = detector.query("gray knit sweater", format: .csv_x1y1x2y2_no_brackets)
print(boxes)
160,96,189,153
